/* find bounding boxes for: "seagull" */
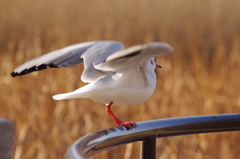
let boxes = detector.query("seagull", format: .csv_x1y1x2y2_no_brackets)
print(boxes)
11,41,173,129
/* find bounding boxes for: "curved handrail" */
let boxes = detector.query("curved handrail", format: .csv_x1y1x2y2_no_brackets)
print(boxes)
67,114,240,159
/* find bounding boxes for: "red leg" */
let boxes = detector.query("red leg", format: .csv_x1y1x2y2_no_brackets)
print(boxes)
106,102,136,129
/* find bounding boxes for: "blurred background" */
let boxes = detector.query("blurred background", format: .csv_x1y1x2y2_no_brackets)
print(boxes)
1,0,240,158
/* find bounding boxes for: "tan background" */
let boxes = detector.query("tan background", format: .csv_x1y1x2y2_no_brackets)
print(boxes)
1,0,240,158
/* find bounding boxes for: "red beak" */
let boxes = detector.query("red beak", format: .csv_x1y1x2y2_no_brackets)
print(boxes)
155,64,162,68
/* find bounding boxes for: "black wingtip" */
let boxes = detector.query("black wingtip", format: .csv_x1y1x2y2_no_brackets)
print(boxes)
11,72,18,77
10,70,29,77
10,64,58,77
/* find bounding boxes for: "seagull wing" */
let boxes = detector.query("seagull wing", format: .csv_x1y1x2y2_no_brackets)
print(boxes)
11,41,97,77
94,42,173,72
11,41,124,83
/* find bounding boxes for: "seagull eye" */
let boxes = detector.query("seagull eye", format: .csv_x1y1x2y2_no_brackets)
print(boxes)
151,60,154,65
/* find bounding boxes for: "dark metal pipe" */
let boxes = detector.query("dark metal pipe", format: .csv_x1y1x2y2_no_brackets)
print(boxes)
140,137,156,159
0,118,15,159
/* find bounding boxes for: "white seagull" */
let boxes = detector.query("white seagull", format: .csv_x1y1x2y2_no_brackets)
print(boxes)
11,41,173,129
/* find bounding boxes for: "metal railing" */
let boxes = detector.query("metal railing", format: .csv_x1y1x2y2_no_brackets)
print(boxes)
67,114,240,159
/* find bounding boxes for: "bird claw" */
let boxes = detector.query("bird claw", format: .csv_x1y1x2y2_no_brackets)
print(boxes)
116,121,137,130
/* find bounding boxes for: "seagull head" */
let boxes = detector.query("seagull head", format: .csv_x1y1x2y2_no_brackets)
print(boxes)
149,58,162,70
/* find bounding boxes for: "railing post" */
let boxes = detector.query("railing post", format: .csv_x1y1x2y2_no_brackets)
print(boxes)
0,118,15,159
140,137,156,159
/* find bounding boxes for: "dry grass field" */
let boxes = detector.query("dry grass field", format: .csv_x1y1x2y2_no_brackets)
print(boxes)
0,0,240,158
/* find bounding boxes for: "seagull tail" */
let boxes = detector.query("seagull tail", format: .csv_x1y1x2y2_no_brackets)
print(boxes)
53,92,82,100
53,84,94,100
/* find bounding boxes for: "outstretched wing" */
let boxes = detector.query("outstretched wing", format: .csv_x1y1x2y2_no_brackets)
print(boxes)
11,41,97,77
10,41,124,83
94,42,173,72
